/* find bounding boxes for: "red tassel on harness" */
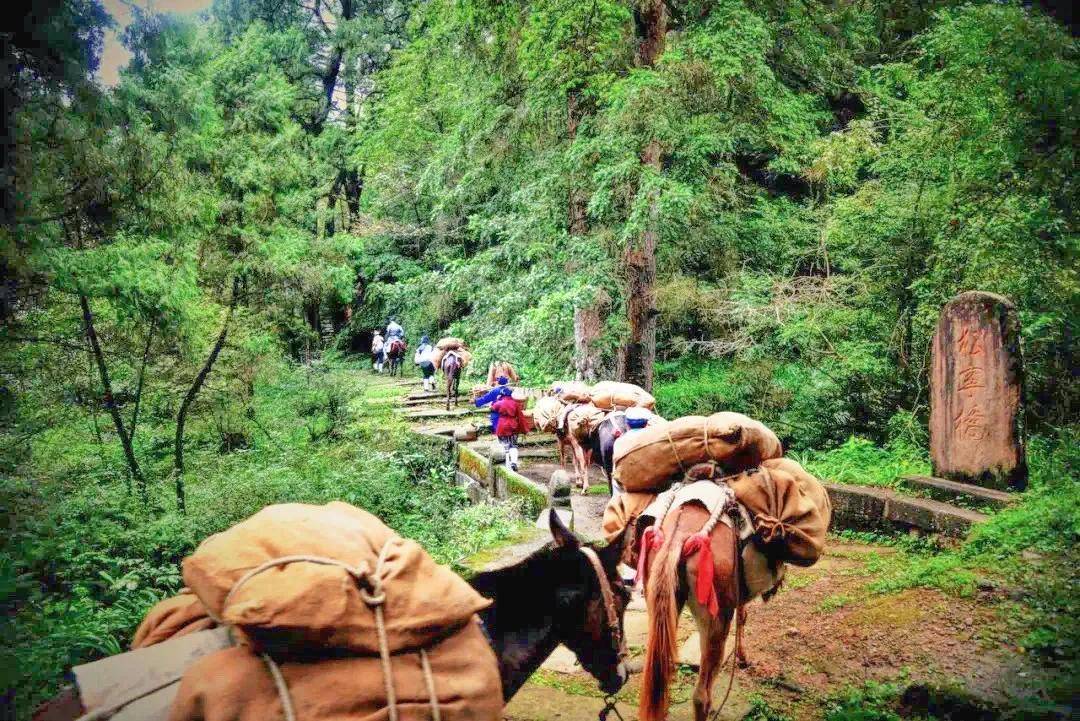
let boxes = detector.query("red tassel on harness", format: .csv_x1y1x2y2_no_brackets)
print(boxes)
635,526,664,592
682,532,719,616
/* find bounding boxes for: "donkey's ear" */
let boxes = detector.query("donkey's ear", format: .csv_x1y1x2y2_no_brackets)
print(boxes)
549,509,579,549
596,524,629,571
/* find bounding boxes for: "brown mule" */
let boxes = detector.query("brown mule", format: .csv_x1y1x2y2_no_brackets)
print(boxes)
638,504,750,721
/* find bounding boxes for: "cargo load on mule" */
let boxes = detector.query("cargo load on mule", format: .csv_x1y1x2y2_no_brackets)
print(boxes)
612,411,782,493
529,395,565,433
431,340,472,371
434,337,466,351
38,506,636,721
589,381,655,411
565,403,608,440
551,381,592,403
180,501,501,721
604,456,831,568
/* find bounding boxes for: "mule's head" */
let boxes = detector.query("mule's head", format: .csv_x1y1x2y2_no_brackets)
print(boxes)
546,510,632,695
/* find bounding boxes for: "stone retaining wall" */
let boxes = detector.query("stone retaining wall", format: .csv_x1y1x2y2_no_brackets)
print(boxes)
415,428,549,516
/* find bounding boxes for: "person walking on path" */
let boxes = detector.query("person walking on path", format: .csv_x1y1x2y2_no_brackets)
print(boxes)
414,335,436,391
371,330,385,373
475,376,512,433
492,388,528,471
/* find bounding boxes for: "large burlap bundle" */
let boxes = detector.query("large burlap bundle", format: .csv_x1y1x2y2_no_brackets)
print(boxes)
552,381,592,403
486,361,520,386
727,458,831,566
590,381,655,411
566,403,607,440
182,502,490,654
435,337,466,351
168,620,502,721
132,591,215,650
531,395,565,433
612,412,782,493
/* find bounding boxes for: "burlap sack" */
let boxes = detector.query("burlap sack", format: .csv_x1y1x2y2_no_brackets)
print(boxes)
566,403,607,440
531,396,565,433
590,381,656,411
168,620,502,721
602,492,656,543
486,361,520,386
182,503,490,654
612,412,782,493
132,591,215,650
553,381,592,403
727,458,831,566
435,337,466,351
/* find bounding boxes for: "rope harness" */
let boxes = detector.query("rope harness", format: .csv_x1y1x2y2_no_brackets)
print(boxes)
205,544,438,721
579,546,627,662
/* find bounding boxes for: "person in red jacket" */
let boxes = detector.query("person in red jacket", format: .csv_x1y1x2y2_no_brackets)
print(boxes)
491,389,528,471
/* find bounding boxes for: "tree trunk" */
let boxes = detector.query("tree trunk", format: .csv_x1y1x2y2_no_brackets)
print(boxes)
173,277,240,513
80,293,146,497
618,0,667,392
574,303,605,383
129,315,157,442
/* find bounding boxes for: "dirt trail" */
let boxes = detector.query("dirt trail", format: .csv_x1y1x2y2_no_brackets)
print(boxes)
377,371,1060,720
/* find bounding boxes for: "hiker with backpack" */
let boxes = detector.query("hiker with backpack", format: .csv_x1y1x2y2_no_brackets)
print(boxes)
414,335,436,391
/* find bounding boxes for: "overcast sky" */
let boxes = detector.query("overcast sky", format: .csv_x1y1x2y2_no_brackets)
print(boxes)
98,0,214,85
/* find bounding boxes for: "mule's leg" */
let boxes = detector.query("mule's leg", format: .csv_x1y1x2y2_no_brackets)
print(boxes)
736,605,750,668
575,439,589,492
689,599,734,721
580,446,592,494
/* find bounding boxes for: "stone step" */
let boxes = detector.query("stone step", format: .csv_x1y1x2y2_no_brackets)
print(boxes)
404,392,445,401
398,407,485,420
466,442,558,460
825,482,988,538
899,475,1018,511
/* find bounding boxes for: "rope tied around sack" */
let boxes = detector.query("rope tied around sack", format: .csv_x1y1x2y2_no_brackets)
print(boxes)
747,466,785,544
212,544,441,721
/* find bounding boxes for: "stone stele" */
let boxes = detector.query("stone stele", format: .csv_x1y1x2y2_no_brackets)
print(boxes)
930,291,1026,490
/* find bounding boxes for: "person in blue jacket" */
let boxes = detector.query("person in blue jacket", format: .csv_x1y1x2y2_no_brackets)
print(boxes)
475,376,512,432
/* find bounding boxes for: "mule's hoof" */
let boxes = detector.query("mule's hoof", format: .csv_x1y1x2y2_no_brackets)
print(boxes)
736,657,751,670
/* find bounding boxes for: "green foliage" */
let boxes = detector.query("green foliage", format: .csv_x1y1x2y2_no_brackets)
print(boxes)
823,680,908,721
799,435,931,488
744,695,794,721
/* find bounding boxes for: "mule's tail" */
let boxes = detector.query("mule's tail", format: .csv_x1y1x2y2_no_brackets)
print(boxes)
639,515,686,721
